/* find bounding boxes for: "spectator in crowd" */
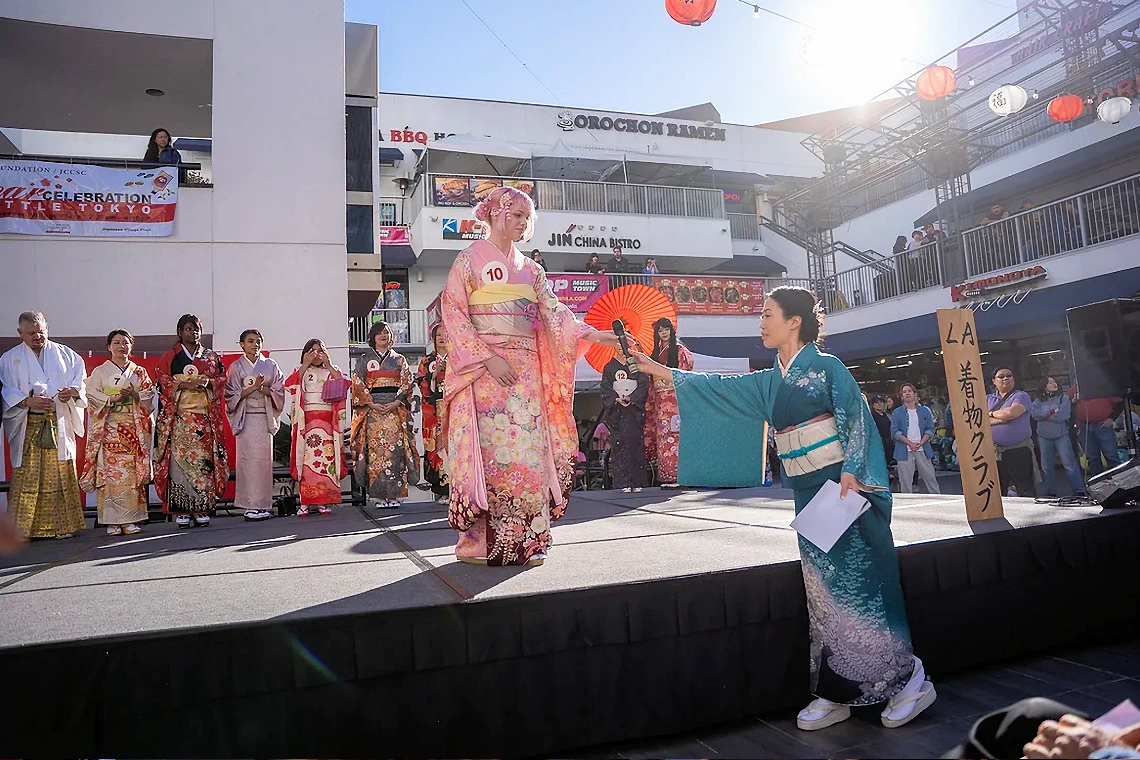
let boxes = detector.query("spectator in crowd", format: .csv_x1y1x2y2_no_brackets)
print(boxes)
529,249,546,269
987,366,1038,497
1054,201,1082,251
907,230,925,250
586,253,605,274
891,383,941,494
1067,382,1123,476
0,311,88,539
870,394,894,465
922,223,944,245
643,257,660,275
982,203,1011,225
1030,376,1086,498
607,246,635,274
143,128,182,165
892,235,908,255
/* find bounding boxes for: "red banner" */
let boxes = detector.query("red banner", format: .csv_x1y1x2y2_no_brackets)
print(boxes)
547,274,610,313
652,276,765,315
378,226,410,245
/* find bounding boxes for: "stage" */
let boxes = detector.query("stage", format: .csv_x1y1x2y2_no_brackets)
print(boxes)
1,487,1138,758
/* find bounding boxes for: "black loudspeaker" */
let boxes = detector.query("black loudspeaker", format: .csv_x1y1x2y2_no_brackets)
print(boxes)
1087,456,1140,509
1066,298,1140,399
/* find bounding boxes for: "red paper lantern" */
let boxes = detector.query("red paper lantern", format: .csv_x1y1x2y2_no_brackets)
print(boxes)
666,0,717,26
1048,94,1085,123
916,66,956,101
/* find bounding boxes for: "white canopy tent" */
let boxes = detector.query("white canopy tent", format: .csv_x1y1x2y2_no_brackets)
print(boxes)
417,133,532,177
573,353,750,390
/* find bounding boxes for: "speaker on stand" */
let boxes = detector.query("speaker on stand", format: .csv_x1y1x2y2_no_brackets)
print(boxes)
1066,299,1140,508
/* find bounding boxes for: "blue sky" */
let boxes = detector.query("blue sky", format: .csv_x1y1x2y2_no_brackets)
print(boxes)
348,0,1017,125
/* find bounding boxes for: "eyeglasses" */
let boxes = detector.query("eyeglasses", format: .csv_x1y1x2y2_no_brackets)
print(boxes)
995,374,1014,379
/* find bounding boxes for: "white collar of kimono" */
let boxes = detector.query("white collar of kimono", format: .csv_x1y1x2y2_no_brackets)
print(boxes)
182,344,201,360
777,344,809,378
243,354,260,367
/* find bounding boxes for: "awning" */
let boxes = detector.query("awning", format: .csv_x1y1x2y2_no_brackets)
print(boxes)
686,266,1140,364
419,133,532,178
348,290,381,318
914,125,1140,228
172,138,211,154
704,255,787,275
379,147,404,165
380,246,417,268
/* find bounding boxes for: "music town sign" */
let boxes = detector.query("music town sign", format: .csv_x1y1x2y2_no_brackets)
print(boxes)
556,111,727,142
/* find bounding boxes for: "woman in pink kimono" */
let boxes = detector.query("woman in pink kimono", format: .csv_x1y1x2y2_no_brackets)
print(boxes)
441,186,620,566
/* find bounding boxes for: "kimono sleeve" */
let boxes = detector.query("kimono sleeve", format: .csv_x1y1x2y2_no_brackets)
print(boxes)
826,356,890,491
536,266,596,346
441,251,496,375
673,369,771,488
266,359,286,415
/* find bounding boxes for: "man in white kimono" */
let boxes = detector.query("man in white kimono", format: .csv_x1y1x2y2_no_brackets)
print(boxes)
0,312,88,539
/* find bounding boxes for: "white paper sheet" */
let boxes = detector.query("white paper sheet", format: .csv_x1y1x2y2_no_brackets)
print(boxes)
1095,698,1140,733
790,479,871,553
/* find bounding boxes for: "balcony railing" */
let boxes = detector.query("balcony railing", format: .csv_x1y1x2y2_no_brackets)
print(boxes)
349,309,429,348
728,213,761,240
422,174,725,220
962,173,1140,277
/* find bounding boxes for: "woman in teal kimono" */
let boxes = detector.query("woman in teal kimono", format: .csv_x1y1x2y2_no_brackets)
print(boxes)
631,286,936,731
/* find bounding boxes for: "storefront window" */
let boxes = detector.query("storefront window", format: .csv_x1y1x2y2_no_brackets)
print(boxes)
346,106,373,193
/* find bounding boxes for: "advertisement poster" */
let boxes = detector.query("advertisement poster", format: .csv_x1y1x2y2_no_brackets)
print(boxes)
0,159,178,237
431,175,539,208
547,274,610,313
653,276,765,315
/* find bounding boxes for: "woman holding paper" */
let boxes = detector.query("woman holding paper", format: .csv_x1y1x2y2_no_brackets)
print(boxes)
630,286,935,732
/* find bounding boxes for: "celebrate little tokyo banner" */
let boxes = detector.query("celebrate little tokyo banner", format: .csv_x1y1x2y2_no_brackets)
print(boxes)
0,159,178,237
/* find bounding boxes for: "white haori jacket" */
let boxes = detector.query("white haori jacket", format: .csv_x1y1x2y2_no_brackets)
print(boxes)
0,340,88,468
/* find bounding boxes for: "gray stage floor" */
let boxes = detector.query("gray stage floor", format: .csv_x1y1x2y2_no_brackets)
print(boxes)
0,486,1113,649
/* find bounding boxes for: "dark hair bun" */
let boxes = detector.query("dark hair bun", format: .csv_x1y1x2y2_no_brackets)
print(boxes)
769,286,825,345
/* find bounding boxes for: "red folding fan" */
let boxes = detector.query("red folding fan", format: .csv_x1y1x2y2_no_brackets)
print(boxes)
583,284,677,373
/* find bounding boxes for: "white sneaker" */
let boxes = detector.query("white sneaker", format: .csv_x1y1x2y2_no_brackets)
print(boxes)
661,482,680,489
244,510,261,521
175,515,192,528
259,510,273,520
123,524,142,535
622,487,633,493
796,698,851,731
106,525,123,536
633,487,642,493
193,514,211,527
881,657,937,728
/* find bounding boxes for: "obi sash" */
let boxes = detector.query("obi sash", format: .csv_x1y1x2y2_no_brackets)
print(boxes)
774,415,845,477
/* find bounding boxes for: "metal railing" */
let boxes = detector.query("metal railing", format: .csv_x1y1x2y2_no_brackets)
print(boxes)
424,174,725,219
349,309,429,347
827,241,943,312
728,213,761,240
962,173,1140,277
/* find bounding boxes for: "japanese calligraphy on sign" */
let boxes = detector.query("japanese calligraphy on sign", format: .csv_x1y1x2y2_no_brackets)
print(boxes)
937,309,1005,521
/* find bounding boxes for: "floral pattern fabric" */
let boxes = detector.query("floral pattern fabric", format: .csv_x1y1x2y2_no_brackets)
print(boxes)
285,364,348,506
416,352,448,497
80,360,155,525
671,343,914,706
350,349,416,501
644,343,693,483
154,346,228,514
441,239,592,565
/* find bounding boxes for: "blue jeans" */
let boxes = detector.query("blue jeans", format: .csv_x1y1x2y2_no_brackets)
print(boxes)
1038,435,1086,496
1079,424,1120,476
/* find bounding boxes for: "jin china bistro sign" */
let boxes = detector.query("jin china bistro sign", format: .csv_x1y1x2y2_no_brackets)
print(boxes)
546,222,642,251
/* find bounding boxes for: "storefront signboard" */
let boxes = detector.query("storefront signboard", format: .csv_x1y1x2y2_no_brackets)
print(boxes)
937,308,1004,522
547,274,610,313
431,176,538,208
950,265,1046,303
653,276,765,315
378,225,410,245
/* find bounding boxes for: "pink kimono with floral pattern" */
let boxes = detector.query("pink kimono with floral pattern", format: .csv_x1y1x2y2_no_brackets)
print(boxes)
442,240,594,565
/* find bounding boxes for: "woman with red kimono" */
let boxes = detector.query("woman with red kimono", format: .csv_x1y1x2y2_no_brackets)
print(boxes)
154,314,229,528
416,324,450,505
643,317,693,487
441,186,620,566
285,338,348,515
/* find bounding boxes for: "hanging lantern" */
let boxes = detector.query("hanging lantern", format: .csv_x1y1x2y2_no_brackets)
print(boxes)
1097,96,1132,124
665,0,717,26
988,84,1029,117
1048,94,1085,123
916,65,956,101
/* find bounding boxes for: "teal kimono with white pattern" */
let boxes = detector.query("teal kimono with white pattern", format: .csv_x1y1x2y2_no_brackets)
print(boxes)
672,343,915,706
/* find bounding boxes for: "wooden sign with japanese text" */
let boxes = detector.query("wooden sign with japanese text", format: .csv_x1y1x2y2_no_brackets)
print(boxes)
937,309,1005,521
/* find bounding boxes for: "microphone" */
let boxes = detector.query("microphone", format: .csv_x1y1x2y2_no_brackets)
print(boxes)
611,320,638,375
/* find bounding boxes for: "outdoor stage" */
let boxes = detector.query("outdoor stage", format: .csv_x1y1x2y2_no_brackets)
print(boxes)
1,487,1138,758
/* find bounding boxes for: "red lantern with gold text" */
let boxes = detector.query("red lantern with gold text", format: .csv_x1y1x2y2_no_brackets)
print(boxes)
666,0,717,26
1048,94,1085,123
916,65,956,101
